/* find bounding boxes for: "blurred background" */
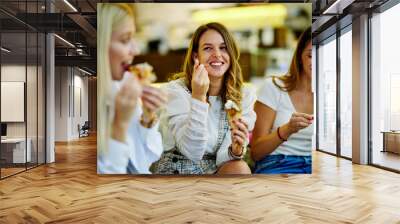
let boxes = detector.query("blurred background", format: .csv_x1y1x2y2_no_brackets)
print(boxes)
131,3,311,88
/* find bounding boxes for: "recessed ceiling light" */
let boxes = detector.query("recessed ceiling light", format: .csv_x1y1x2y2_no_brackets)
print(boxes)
77,67,92,76
54,34,75,48
63,0,78,12
1,47,11,53
322,0,354,15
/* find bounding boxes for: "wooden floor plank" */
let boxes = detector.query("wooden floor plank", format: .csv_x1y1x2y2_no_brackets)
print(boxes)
0,134,399,223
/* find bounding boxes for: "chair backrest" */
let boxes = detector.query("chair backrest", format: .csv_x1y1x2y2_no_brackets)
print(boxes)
82,121,90,129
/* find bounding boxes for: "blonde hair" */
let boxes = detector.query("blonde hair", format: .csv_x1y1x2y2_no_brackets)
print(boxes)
272,26,311,92
173,22,243,111
97,3,135,155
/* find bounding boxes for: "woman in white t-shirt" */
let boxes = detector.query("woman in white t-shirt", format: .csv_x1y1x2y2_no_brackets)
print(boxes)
154,22,256,174
250,27,313,174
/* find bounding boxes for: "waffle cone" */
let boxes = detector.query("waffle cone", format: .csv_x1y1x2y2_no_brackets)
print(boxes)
226,109,241,129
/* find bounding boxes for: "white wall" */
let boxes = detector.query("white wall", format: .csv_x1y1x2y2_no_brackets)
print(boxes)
1,65,26,129
1,65,34,138
1,82,25,122
75,74,89,122
1,65,26,81
54,67,89,141
55,66,69,141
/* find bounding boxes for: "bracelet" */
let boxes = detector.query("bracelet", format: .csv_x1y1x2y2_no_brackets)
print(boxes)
229,145,245,160
277,126,287,142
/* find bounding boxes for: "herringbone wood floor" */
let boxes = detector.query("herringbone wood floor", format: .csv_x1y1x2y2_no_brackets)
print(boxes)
0,135,400,224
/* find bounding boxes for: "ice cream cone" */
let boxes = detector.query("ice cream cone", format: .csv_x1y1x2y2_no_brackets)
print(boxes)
124,62,157,121
224,100,243,152
224,100,241,128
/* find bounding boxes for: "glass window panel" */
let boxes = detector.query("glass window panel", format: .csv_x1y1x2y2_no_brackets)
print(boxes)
371,3,400,171
0,0,46,179
340,29,352,158
318,37,337,154
1,30,27,177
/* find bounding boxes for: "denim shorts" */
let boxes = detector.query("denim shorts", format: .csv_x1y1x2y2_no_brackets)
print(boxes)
254,154,312,174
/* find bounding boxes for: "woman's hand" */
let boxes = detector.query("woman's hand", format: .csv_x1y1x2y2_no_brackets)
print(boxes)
141,86,167,113
230,118,249,156
191,58,209,102
112,74,142,143
140,86,167,126
280,112,313,139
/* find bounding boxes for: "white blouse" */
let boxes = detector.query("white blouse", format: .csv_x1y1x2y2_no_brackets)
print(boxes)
97,74,164,174
97,103,164,174
257,77,313,156
159,79,257,166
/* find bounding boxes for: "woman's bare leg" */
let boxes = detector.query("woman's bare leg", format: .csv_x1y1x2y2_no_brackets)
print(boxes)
217,160,251,174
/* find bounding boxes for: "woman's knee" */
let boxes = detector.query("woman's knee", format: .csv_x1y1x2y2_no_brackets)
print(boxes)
217,160,252,174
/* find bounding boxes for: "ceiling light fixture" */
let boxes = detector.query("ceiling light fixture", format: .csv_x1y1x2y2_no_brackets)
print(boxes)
322,0,354,15
63,0,78,12
1,47,11,53
78,67,92,76
54,34,75,48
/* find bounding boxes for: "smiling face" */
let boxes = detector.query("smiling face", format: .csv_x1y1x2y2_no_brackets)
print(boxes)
195,29,231,79
301,41,312,79
109,17,138,81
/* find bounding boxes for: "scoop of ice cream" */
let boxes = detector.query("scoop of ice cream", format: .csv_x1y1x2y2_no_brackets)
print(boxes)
225,100,242,135
224,100,240,112
125,62,156,83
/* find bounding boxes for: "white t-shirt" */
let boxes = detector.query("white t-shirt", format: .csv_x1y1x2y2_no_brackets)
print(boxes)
257,77,313,156
159,79,257,166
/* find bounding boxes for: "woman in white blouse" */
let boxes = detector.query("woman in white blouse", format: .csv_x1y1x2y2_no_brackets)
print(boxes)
154,22,256,174
250,27,313,174
97,3,166,174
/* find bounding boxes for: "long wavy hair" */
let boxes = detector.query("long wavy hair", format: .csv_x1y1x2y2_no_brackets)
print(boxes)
97,3,135,155
273,26,311,92
173,22,243,111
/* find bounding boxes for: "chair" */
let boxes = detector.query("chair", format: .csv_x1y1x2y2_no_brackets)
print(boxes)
79,121,90,138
